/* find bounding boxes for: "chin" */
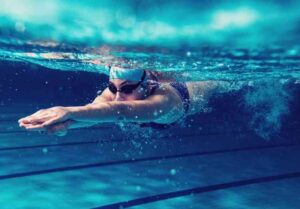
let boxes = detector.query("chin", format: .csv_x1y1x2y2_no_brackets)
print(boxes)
125,94,144,101
125,96,142,101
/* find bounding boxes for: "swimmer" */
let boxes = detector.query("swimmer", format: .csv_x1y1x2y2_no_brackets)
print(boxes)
18,66,221,135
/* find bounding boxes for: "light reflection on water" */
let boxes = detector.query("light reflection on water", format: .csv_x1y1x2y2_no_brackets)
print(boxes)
0,42,300,81
0,0,300,46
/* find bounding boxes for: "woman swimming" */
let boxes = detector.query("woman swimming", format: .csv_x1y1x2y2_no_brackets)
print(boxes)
18,66,220,135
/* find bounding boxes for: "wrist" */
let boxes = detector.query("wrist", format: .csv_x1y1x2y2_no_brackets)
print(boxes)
65,103,111,123
66,106,86,119
66,104,102,120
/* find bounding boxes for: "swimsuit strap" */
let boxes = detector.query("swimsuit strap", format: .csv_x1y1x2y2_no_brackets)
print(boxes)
136,82,190,130
147,79,160,95
169,82,190,114
147,81,190,115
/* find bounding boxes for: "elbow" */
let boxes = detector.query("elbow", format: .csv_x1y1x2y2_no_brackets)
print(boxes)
116,103,163,122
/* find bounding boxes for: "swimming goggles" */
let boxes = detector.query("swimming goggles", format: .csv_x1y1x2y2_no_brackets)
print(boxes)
108,71,146,94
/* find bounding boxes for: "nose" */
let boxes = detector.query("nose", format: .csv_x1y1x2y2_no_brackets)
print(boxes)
114,92,125,101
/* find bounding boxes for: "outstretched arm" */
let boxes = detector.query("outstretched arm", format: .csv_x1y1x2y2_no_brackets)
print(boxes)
18,86,184,131
19,87,112,132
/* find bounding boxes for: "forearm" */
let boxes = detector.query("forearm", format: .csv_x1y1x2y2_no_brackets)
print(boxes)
67,103,119,122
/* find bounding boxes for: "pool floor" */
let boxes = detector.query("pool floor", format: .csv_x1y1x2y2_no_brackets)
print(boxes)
0,106,299,209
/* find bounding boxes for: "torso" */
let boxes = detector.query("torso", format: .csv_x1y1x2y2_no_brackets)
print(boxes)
96,70,217,128
140,79,191,126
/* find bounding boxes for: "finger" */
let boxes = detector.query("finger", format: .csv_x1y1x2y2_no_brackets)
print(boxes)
19,111,51,122
18,118,32,124
18,113,41,122
23,123,47,131
19,120,43,128
19,119,34,125
23,115,54,125
19,123,31,128
23,117,61,130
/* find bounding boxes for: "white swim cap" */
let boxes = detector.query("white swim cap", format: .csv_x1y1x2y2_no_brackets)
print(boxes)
109,66,145,82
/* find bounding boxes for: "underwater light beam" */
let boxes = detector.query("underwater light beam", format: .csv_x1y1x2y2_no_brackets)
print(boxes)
211,8,258,30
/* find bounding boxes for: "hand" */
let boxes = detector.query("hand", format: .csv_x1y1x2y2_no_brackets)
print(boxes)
18,106,71,131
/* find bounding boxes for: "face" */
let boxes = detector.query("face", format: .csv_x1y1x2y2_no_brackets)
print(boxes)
109,79,147,101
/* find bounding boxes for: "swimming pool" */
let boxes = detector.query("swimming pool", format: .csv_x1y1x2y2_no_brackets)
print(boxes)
1,1,300,208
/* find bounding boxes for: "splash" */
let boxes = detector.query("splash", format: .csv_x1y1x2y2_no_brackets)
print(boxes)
0,45,300,82
244,79,293,139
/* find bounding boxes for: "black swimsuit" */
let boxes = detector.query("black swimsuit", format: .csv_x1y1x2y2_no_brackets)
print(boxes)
138,82,190,129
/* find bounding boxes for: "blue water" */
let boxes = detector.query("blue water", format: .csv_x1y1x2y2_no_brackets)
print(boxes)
1,0,300,208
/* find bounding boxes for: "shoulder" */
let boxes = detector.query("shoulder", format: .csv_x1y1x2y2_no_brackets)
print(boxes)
92,88,113,103
146,84,186,123
147,83,184,106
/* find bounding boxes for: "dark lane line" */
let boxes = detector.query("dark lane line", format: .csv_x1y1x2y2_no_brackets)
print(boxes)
0,128,250,135
0,140,105,151
0,126,112,134
0,131,255,152
0,143,298,181
91,171,300,209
